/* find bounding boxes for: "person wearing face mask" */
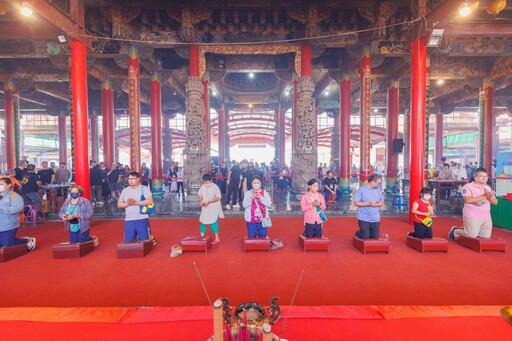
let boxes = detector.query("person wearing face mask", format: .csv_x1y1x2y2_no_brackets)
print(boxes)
198,174,224,244
243,176,272,238
0,177,36,251
301,178,327,237
242,161,262,193
409,187,436,238
58,185,98,246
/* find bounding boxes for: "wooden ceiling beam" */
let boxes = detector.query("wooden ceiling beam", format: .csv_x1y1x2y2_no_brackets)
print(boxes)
444,23,512,37
409,0,462,41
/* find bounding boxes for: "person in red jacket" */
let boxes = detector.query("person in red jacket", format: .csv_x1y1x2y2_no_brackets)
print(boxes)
409,187,436,238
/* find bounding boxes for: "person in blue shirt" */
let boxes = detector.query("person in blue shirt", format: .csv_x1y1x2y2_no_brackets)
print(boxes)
354,174,384,239
0,177,36,251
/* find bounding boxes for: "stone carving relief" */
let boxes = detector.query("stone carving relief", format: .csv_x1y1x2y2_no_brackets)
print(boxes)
183,76,209,196
292,76,317,196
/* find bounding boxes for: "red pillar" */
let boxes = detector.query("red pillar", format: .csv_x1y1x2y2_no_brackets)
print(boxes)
90,112,98,162
58,115,67,163
409,37,428,221
4,81,16,169
218,106,226,164
128,45,141,172
435,113,443,164
70,39,90,199
301,44,311,77
360,47,372,183
189,45,199,77
101,79,115,167
386,81,399,186
278,108,286,167
340,74,351,187
150,68,163,192
479,79,494,172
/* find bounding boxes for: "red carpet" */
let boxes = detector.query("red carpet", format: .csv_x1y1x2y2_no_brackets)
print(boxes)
1,217,511,339
1,216,511,307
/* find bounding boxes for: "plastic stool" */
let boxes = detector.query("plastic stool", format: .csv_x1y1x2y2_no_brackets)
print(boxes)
392,194,408,210
24,205,46,227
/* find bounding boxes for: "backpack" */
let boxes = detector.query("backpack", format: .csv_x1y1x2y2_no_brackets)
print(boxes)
9,192,25,226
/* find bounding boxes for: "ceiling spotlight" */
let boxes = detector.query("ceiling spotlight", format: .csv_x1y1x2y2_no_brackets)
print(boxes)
373,108,378,113
20,1,33,17
324,91,330,96
248,104,253,108
57,34,67,43
248,72,255,78
436,79,445,85
427,28,444,47
285,90,290,96
459,1,471,16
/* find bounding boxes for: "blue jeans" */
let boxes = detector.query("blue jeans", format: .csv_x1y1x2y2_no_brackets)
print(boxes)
70,229,92,243
246,222,267,238
355,220,380,239
124,218,151,243
0,228,28,247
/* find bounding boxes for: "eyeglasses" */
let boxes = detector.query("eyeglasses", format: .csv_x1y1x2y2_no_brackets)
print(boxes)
476,175,488,178
127,177,138,180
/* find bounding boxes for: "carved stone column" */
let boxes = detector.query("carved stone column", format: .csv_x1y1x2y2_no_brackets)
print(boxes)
291,76,317,198
162,113,173,173
183,76,209,200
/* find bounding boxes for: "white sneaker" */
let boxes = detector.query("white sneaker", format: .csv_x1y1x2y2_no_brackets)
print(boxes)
233,204,241,209
225,204,231,210
26,237,36,252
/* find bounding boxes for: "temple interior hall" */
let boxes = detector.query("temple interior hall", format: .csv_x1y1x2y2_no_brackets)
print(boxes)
0,0,512,340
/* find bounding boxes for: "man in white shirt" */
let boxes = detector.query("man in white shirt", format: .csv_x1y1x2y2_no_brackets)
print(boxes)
452,163,468,180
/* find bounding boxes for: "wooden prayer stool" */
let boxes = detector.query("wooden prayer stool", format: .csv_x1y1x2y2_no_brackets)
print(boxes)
299,235,330,252
353,236,391,254
406,235,448,253
457,235,506,253
180,236,213,254
53,241,94,259
0,244,27,262
117,240,153,258
244,237,271,252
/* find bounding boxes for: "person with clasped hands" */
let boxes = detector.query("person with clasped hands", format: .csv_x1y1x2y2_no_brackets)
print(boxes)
354,174,384,239
448,168,498,240
59,185,98,246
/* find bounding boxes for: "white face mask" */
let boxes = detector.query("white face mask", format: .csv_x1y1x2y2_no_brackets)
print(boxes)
0,185,5,192
423,194,432,200
252,183,261,190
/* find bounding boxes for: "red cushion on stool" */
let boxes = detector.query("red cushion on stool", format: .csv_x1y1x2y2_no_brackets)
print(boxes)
353,236,391,254
299,235,330,252
117,240,153,258
181,236,212,254
406,235,448,253
458,235,506,252
0,244,27,262
244,237,270,252
53,241,94,259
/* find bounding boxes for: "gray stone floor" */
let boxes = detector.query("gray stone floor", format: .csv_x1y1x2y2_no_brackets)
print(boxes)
75,186,462,219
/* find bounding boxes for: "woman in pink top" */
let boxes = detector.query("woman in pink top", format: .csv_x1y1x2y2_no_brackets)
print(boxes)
301,178,327,237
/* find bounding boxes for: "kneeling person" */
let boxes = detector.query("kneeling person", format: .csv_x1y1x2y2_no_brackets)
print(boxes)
301,178,326,237
0,177,36,251
59,185,98,246
118,172,155,244
354,174,384,239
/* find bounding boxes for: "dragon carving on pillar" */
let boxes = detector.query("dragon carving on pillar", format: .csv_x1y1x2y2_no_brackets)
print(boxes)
183,76,208,197
292,76,317,197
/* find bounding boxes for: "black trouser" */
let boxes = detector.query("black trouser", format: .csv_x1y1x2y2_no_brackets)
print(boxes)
177,181,184,194
409,221,433,239
355,220,380,239
304,222,323,238
226,181,239,205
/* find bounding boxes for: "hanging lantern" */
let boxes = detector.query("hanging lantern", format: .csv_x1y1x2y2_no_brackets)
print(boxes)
487,0,507,15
